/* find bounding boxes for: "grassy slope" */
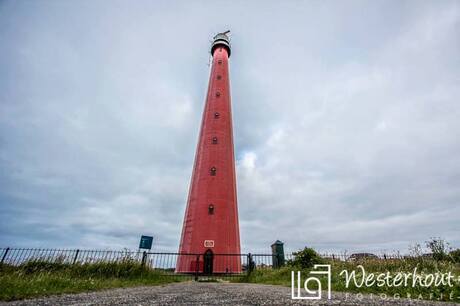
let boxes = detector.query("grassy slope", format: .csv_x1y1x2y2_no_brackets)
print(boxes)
237,259,460,303
0,261,183,301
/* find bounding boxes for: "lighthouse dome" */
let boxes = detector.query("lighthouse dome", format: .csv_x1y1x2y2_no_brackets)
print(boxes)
211,31,231,57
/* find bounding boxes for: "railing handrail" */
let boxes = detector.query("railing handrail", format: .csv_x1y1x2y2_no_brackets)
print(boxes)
0,247,412,259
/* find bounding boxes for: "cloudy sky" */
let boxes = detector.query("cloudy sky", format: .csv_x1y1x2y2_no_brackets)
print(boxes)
1,1,459,254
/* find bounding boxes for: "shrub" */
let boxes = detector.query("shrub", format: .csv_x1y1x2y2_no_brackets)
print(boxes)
426,237,451,261
450,249,460,263
20,260,69,274
289,247,323,269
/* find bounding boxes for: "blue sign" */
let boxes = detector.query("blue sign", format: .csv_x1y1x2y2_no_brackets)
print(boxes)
139,235,153,250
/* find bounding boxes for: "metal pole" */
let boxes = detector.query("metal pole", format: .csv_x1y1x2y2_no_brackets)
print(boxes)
247,253,253,276
1,247,10,264
73,249,80,265
141,251,147,267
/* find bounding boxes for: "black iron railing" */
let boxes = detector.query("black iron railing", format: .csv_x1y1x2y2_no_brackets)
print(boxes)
0,247,409,280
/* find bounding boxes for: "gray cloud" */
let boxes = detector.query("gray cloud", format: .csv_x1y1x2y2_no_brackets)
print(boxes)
0,0,459,254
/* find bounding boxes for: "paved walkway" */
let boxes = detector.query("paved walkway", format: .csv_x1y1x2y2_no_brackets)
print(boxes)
1,282,458,305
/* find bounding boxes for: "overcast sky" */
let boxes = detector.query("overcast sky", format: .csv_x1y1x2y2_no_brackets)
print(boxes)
1,1,459,254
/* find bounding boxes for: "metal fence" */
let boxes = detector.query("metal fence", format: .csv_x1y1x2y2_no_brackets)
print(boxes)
317,252,409,261
0,247,410,280
0,248,277,280
0,248,142,266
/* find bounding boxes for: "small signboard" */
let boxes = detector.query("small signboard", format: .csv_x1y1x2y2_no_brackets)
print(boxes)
204,240,214,248
139,235,153,250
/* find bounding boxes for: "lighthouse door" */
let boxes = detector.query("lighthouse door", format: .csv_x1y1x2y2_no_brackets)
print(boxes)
203,249,214,275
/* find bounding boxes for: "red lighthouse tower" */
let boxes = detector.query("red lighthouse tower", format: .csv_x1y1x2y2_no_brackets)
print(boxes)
176,31,241,274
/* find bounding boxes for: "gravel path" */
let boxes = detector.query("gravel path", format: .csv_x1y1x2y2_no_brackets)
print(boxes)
1,282,458,305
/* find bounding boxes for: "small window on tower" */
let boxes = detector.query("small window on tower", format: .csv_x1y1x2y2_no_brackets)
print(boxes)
212,137,218,144
210,167,216,176
218,60,222,65
217,75,222,80
208,204,214,215
215,92,221,97
214,112,220,119
219,47,222,52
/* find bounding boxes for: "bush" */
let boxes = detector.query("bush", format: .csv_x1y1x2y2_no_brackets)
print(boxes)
426,237,451,261
289,247,323,269
450,249,460,263
20,260,69,274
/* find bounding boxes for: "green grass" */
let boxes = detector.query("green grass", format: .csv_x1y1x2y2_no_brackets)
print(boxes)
0,261,184,301
3,257,459,302
236,258,460,302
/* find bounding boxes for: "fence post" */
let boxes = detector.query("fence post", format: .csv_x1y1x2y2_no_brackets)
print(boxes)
1,247,10,264
247,253,254,276
194,254,200,281
141,251,147,267
73,249,80,264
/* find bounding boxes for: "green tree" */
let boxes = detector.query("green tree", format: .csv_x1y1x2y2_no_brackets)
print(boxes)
290,247,323,269
426,237,451,261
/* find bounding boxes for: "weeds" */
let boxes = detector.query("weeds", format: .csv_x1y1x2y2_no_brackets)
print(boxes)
0,260,181,301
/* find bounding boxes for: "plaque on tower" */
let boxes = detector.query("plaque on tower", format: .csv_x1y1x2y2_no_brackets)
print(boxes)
204,240,215,248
